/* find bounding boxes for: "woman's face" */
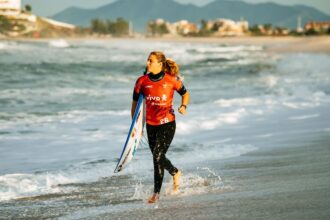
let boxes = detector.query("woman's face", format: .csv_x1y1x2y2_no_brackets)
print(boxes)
147,55,162,74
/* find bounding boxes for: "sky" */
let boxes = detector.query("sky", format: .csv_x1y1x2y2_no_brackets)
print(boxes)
21,0,330,17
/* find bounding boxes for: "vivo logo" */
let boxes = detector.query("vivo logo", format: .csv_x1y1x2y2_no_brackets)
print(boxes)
146,94,167,101
146,95,161,101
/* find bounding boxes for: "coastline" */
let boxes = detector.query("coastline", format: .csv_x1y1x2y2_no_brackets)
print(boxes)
116,133,330,220
148,36,330,54
1,33,330,219
1,36,330,54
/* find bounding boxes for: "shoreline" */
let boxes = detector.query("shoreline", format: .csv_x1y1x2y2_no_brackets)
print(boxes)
1,36,330,54
101,133,330,220
1,34,330,219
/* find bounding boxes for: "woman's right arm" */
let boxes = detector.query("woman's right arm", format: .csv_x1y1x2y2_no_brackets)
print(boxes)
131,101,138,119
132,75,143,118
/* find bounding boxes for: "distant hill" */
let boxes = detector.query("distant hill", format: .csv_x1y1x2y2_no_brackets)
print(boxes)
52,0,330,32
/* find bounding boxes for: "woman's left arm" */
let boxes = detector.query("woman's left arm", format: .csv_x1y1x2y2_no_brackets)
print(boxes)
178,91,190,115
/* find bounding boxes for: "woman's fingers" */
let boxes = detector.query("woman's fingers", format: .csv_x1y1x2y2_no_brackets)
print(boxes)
178,106,186,115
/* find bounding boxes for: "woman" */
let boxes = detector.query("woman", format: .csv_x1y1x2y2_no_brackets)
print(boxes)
131,51,190,203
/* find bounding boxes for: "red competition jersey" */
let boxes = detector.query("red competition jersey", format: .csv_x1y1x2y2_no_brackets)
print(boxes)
134,73,184,125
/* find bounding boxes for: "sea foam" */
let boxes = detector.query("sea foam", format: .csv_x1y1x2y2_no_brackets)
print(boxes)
49,39,70,48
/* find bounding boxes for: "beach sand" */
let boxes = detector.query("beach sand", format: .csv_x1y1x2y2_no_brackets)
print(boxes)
135,36,330,54
5,36,330,54
92,128,330,219
1,36,329,219
3,126,329,219
84,37,330,219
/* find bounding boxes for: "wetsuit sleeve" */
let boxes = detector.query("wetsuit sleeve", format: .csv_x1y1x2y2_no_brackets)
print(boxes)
174,77,187,96
133,77,143,101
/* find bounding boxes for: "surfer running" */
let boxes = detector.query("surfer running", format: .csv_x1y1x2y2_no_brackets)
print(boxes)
132,51,190,203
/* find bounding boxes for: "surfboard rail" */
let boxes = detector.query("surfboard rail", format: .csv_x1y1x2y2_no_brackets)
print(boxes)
114,94,145,173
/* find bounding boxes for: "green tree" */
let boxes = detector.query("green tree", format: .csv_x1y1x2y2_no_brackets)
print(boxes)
106,20,115,34
198,19,213,36
114,17,129,36
200,19,208,31
91,18,107,34
91,18,100,33
90,17,129,36
25,4,32,12
148,22,157,36
158,23,169,35
147,21,169,36
249,25,262,35
264,23,272,31
0,15,11,33
305,28,319,36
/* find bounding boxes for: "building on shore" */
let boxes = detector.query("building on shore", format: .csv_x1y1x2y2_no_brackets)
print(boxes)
304,21,330,32
148,18,243,36
0,0,35,21
147,19,197,36
171,20,198,35
1,0,36,36
1,0,77,37
206,19,249,36
0,0,20,16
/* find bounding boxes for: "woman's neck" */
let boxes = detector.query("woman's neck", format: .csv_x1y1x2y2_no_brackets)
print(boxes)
150,70,162,75
148,71,165,82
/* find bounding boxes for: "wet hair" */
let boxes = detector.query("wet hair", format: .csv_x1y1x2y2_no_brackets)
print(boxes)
149,51,179,77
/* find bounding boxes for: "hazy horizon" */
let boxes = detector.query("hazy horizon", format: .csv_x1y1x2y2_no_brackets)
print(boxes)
21,0,330,17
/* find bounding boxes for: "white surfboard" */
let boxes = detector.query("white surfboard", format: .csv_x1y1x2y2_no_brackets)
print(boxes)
114,94,145,173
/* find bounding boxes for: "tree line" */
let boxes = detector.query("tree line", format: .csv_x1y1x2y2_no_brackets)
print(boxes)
147,19,330,37
90,17,130,36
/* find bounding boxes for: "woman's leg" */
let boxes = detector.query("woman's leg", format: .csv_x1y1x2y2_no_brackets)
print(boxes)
147,121,178,194
156,121,177,175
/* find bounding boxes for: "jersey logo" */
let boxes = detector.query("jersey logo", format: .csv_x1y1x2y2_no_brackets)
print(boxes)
162,94,167,101
146,94,161,101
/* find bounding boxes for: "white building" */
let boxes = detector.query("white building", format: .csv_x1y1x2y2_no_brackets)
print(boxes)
148,19,198,36
172,20,198,35
1,0,75,29
0,0,21,16
0,0,37,23
212,19,249,36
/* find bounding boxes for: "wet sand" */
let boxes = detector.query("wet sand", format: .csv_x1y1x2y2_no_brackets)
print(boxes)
93,105,330,219
3,127,329,219
100,134,330,220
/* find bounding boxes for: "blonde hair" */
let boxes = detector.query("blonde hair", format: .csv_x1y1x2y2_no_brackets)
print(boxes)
149,51,180,77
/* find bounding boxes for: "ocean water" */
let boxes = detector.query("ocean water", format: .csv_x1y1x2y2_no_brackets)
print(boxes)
0,39,330,219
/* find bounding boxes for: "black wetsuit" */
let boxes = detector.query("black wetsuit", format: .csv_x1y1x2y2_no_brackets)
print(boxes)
133,71,187,194
147,121,178,193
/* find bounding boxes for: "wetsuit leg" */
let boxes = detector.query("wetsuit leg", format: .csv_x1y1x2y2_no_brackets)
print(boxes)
147,121,178,193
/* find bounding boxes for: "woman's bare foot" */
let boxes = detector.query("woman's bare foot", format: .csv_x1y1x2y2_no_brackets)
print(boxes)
173,170,182,193
147,193,160,204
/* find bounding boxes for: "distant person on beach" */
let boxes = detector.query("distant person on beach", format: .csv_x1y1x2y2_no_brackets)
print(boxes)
131,51,190,203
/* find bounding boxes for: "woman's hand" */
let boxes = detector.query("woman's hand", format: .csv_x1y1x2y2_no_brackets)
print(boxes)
178,105,187,115
178,92,189,115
